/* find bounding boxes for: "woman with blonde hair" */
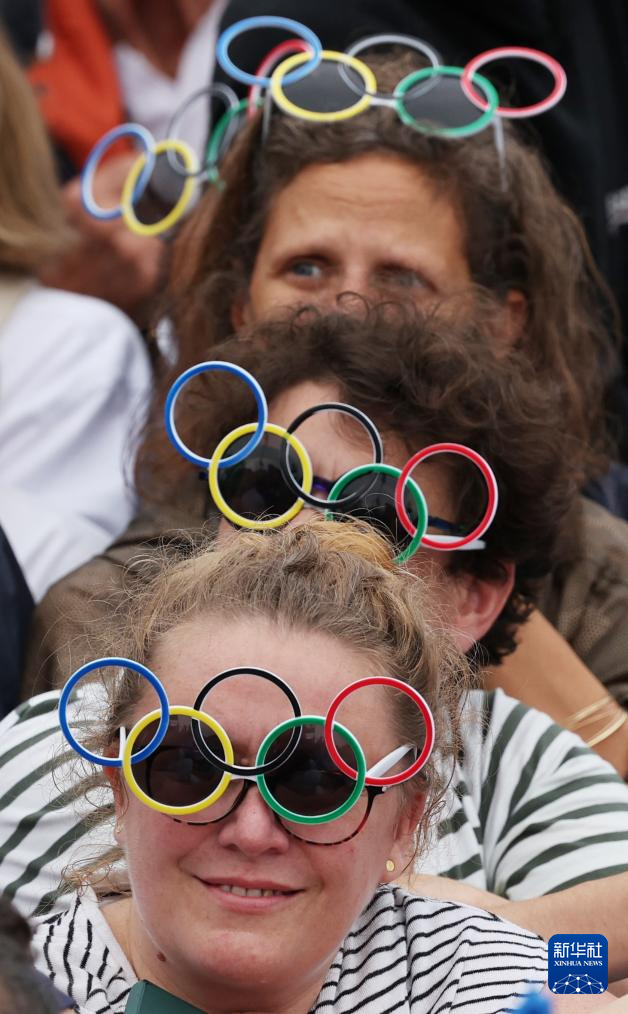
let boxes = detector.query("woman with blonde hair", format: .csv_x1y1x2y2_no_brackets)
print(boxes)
30,518,593,1013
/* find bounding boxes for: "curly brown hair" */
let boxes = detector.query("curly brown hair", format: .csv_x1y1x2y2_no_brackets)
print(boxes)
138,302,579,666
158,51,618,481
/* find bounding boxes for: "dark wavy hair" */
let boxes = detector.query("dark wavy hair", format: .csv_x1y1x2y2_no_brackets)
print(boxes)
158,50,618,482
138,302,579,666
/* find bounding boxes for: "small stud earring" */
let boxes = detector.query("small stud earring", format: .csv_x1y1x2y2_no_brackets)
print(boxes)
385,859,396,873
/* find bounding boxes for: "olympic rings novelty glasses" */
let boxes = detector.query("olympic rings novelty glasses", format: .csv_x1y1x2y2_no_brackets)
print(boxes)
79,15,567,235
59,660,434,847
164,361,499,561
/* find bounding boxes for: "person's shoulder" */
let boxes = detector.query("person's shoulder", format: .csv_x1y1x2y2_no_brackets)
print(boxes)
2,285,151,403
557,496,628,576
469,687,621,772
389,885,543,939
580,495,628,551
0,690,61,749
5,284,149,380
32,891,97,962
32,890,135,1008
15,285,141,337
340,888,547,1011
349,884,545,945
459,686,545,748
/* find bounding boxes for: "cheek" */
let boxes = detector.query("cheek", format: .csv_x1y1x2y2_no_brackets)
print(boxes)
331,796,399,890
121,800,190,886
247,265,279,316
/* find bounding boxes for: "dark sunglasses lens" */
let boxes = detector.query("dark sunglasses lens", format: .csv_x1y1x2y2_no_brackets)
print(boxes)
331,473,418,551
133,715,224,808
264,725,357,817
216,433,304,521
280,61,367,114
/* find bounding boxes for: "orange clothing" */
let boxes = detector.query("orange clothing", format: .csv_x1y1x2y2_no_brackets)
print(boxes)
28,0,127,170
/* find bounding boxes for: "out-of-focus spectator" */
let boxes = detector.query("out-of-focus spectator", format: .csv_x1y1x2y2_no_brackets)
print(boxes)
214,0,628,454
0,0,41,63
0,527,32,719
0,895,72,1013
18,0,227,322
0,27,152,605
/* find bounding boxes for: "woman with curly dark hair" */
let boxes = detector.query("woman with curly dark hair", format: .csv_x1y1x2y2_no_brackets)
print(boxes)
28,303,585,693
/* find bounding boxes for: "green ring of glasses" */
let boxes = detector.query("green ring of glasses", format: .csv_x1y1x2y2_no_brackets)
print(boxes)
324,463,428,563
205,97,263,184
256,715,366,824
394,65,498,139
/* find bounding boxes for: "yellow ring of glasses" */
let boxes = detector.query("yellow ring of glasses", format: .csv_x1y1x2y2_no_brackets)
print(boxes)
270,49,377,122
121,139,199,237
123,705,233,815
208,422,313,530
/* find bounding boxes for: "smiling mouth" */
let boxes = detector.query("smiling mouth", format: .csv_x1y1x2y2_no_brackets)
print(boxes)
217,885,295,898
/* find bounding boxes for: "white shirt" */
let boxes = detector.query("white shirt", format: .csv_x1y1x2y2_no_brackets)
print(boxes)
114,0,230,157
0,283,151,601
32,887,547,1013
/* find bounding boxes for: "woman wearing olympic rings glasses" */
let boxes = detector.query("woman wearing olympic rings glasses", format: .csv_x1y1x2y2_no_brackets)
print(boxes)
31,518,587,1014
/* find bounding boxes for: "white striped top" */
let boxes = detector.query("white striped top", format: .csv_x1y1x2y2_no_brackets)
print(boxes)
0,689,627,918
32,886,548,1013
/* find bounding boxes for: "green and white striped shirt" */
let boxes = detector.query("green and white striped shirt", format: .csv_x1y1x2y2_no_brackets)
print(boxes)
1,688,627,917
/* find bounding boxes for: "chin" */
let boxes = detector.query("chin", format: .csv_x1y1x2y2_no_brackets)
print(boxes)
188,935,293,987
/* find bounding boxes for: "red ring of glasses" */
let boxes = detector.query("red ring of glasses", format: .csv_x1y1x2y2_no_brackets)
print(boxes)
324,676,435,787
248,38,312,119
395,442,498,551
460,46,567,119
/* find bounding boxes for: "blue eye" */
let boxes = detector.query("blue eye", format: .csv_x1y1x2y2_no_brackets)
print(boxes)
378,267,428,289
289,260,323,278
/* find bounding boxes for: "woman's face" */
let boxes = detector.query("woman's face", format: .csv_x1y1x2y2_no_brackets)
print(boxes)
215,377,511,651
218,379,459,584
114,617,423,1011
237,153,472,324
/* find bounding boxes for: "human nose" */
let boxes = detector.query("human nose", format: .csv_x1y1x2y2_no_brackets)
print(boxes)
334,263,373,302
215,782,291,855
286,506,320,530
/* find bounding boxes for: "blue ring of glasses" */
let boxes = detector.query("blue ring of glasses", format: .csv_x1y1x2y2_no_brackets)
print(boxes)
59,657,170,768
164,361,268,470
81,123,156,221
216,16,323,88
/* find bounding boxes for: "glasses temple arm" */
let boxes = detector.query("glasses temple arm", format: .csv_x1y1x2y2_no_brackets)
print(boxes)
118,726,127,762
367,742,415,779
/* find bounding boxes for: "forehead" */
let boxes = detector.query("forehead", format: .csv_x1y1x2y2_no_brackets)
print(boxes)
261,154,467,258
147,613,387,714
142,614,400,763
267,379,457,519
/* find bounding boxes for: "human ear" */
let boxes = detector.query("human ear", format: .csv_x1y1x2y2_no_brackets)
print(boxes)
383,789,426,883
498,289,527,348
447,562,515,652
104,763,128,845
230,287,253,329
